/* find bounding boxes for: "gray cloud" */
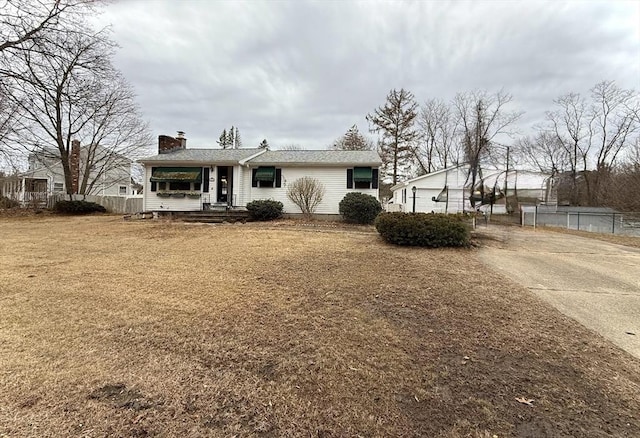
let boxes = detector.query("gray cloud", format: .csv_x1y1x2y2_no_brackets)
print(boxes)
98,0,640,149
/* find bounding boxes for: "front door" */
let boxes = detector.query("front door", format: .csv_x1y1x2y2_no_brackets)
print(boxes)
216,166,233,205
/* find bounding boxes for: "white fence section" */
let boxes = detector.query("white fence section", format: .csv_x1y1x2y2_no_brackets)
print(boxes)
49,194,143,214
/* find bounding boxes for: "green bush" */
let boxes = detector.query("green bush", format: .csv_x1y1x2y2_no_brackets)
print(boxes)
339,192,382,224
53,200,107,215
375,212,470,247
0,196,20,209
245,199,283,221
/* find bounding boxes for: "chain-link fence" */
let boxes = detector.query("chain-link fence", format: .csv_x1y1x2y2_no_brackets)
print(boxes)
522,206,640,236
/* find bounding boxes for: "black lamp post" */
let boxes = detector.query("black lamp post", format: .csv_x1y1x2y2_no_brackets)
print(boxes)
412,186,417,213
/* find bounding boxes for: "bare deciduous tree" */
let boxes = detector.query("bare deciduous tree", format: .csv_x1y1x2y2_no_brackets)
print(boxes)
541,81,639,205
367,88,420,184
2,25,152,196
453,89,522,208
417,98,460,172
515,131,568,176
0,0,98,53
286,176,325,217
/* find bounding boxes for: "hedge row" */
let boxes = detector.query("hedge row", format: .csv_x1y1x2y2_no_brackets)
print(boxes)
375,212,470,247
53,200,107,214
245,199,283,221
0,196,20,209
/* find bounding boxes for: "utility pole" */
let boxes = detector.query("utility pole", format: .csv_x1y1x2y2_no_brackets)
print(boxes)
504,146,510,212
504,146,510,195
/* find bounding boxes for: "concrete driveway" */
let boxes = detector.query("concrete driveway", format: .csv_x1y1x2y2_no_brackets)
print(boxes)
477,225,640,359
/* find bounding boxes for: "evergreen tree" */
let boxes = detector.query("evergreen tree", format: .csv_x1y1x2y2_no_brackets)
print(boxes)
217,126,243,149
366,89,420,184
331,124,373,151
259,139,269,149
217,129,229,149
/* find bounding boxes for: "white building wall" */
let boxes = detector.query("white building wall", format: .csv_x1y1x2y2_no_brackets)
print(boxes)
392,167,471,213
247,167,378,215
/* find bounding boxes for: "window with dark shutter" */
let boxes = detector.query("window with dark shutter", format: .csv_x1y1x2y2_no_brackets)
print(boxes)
347,169,353,189
372,168,379,189
150,167,157,191
252,168,258,187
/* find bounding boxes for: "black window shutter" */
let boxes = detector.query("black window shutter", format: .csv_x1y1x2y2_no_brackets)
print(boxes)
203,167,210,192
150,167,157,192
372,168,379,189
275,168,282,188
347,169,353,189
252,168,258,187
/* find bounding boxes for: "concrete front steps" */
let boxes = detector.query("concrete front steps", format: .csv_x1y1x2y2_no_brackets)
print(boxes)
179,209,250,224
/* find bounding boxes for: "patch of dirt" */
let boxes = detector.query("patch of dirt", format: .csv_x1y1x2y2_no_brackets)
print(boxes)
89,384,153,411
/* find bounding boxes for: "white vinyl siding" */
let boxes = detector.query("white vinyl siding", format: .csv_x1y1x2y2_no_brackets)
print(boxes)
247,167,378,215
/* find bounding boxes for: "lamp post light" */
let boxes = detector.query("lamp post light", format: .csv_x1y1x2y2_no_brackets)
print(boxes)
411,186,417,213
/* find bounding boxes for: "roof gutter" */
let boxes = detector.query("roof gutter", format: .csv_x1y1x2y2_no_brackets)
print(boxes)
239,149,268,167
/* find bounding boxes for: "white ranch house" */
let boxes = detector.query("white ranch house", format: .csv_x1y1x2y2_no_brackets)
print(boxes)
389,164,555,214
139,133,381,216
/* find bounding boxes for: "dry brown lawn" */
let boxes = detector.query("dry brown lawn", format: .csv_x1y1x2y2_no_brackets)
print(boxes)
1,216,639,437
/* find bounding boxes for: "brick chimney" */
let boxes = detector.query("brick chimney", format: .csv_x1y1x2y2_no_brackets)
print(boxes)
158,131,187,154
70,139,80,194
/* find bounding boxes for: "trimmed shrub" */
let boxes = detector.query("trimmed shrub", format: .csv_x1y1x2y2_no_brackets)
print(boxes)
375,212,470,247
245,199,283,221
53,200,107,215
0,196,20,209
339,192,382,224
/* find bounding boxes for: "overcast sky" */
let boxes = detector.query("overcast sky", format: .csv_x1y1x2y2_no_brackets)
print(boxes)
97,0,640,150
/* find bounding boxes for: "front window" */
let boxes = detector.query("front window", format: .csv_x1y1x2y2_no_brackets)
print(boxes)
119,185,127,195
168,181,191,191
150,167,203,194
348,167,378,190
252,167,281,188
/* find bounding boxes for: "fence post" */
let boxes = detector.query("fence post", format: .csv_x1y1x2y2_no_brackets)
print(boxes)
534,205,537,230
612,213,616,234
577,212,580,231
567,212,570,230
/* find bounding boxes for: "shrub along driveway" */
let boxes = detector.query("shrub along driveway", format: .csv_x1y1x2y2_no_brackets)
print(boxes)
477,225,640,360
1,216,639,437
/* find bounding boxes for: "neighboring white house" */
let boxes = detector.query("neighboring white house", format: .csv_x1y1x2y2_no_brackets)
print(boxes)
138,133,381,215
389,164,554,214
0,140,135,206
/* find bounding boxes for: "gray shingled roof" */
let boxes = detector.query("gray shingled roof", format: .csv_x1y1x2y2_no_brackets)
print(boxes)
138,148,263,163
248,150,381,166
139,148,381,166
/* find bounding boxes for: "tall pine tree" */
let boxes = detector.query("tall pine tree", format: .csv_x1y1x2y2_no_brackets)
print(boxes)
367,89,420,184
217,126,243,149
